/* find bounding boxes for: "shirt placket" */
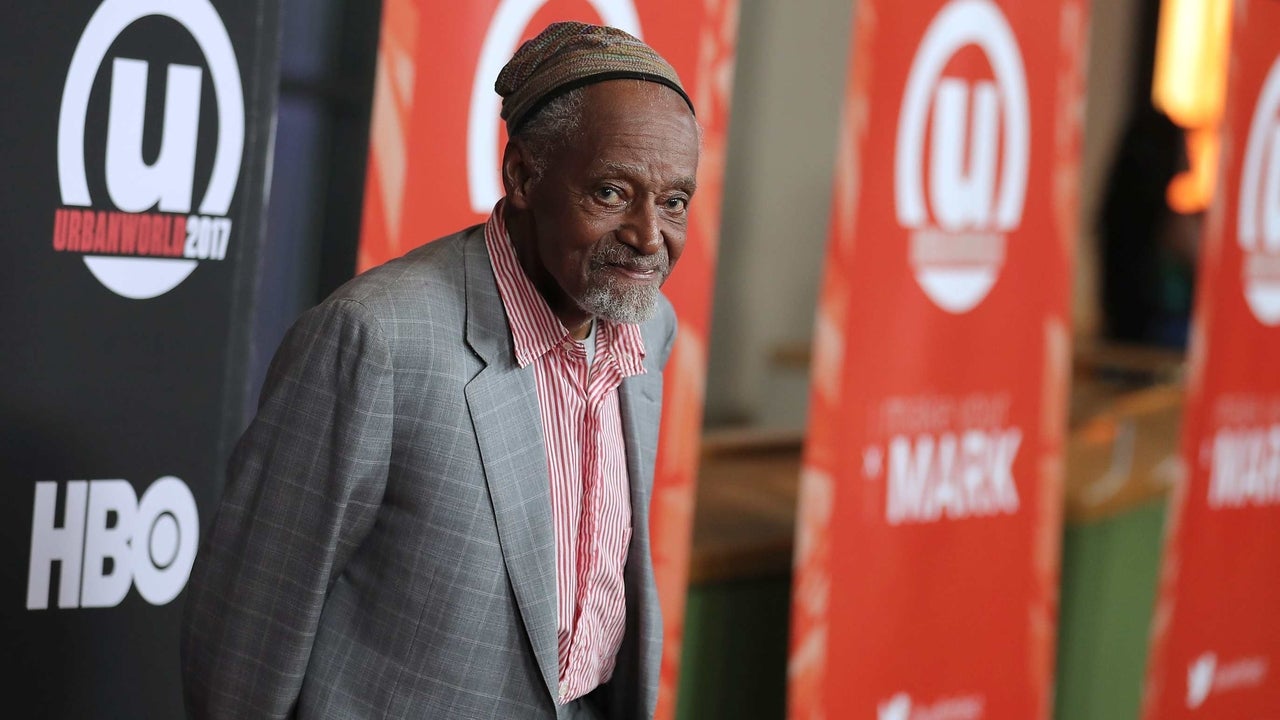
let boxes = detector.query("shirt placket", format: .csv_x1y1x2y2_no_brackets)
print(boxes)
562,346,620,702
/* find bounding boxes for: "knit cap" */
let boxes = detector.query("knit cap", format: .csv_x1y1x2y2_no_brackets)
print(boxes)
496,21,694,134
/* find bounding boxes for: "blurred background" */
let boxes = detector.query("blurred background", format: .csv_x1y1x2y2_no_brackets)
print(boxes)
257,0,1221,718
4,0,1262,717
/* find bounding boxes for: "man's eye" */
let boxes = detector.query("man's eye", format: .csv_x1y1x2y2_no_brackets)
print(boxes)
596,186,622,202
665,197,689,212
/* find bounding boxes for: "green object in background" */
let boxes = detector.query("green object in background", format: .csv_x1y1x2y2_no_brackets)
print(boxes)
677,576,792,720
1054,500,1168,720
674,500,1168,720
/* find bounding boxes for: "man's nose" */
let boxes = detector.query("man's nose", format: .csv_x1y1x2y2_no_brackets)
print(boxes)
622,201,663,254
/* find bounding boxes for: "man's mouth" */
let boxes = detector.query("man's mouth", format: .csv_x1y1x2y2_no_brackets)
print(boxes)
607,262,662,280
590,240,670,283
591,256,670,281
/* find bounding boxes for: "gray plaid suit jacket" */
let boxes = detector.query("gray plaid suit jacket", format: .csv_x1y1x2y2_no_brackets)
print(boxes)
181,225,672,719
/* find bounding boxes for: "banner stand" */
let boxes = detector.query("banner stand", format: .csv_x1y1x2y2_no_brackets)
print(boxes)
788,0,1087,716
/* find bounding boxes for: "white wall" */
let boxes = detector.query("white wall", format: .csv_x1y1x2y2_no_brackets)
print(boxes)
705,0,853,428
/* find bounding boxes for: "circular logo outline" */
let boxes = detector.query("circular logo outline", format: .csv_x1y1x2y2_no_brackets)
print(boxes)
466,0,643,214
1238,54,1280,326
131,475,199,605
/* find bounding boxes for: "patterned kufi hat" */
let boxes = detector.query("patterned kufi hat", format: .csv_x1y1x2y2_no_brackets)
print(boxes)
496,21,694,134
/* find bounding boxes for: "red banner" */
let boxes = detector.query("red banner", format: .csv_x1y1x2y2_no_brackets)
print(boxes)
1143,2,1280,715
358,2,739,716
788,0,1086,717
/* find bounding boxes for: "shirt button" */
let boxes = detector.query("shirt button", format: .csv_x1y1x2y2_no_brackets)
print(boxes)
558,681,568,702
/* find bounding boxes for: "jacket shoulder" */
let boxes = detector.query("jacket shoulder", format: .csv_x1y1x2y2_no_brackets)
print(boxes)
320,225,483,327
641,293,677,370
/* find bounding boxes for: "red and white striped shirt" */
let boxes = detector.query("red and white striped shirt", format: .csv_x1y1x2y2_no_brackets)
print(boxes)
484,206,646,704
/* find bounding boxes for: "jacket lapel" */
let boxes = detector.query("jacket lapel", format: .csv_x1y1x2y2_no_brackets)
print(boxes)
618,371,661,534
612,323,665,718
461,229,560,701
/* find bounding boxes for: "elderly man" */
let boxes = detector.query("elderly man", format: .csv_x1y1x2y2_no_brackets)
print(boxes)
181,21,700,720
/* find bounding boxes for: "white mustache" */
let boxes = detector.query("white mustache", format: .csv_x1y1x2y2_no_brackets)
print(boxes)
590,242,669,274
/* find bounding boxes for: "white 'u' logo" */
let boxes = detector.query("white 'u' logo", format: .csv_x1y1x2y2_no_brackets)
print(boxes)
895,0,1029,313
1239,55,1280,326
57,0,244,300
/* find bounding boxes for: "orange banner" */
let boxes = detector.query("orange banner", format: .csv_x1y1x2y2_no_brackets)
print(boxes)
358,2,739,716
1143,2,1280,715
788,0,1086,717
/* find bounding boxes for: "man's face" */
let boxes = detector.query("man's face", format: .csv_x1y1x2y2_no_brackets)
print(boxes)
508,80,700,331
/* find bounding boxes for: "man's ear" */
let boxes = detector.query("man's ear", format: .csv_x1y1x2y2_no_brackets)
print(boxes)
502,140,535,210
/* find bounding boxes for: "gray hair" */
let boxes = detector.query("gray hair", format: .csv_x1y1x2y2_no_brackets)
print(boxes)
511,84,705,186
511,87,586,184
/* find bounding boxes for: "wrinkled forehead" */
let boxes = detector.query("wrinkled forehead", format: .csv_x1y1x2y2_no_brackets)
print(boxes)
568,83,701,187
577,80,701,137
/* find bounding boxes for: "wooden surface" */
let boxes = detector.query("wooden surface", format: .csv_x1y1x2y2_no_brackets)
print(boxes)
1071,340,1186,385
690,430,802,583
688,344,1187,583
1065,382,1184,523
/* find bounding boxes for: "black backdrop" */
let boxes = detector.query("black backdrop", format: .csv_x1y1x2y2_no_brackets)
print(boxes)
0,1,280,716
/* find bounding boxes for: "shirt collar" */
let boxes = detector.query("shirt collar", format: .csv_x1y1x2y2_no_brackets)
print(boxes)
484,201,647,375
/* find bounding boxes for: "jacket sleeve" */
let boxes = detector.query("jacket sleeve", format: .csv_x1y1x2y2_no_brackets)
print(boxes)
181,298,393,719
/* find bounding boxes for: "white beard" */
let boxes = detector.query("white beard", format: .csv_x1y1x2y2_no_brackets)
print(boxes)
578,272,662,324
